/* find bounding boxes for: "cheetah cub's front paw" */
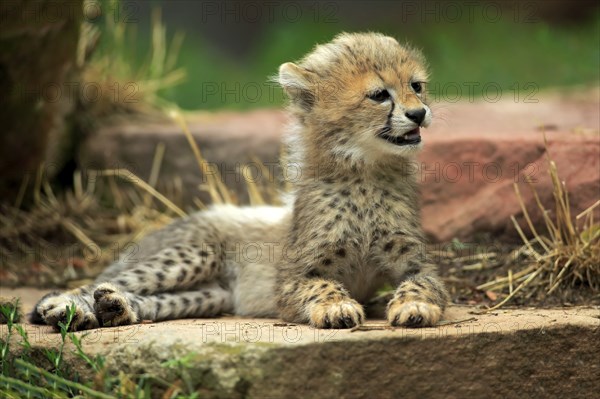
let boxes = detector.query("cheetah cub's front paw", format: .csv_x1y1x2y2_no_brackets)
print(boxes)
37,294,98,331
309,299,365,329
387,300,442,328
93,283,137,327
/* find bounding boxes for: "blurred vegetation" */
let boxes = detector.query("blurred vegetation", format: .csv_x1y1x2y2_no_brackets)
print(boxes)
112,1,600,110
80,0,186,116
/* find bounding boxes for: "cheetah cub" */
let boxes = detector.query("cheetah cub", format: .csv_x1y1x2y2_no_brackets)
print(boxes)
31,32,448,331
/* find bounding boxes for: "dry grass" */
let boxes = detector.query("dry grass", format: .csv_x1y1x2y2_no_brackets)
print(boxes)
0,158,178,287
78,0,186,119
167,108,284,207
0,110,281,287
478,141,600,310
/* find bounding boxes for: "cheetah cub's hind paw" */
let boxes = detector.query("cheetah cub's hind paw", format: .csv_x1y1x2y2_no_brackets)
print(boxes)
36,294,98,331
93,283,137,327
387,300,442,328
310,299,365,329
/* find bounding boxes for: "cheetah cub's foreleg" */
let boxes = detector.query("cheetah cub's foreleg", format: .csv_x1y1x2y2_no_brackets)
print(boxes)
278,278,365,329
379,238,449,328
386,274,449,327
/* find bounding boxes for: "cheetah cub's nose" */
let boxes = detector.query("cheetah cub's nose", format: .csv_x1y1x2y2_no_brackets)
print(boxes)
405,108,426,125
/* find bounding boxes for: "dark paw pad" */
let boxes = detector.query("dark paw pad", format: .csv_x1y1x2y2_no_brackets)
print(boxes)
45,306,92,332
44,308,68,329
94,297,125,326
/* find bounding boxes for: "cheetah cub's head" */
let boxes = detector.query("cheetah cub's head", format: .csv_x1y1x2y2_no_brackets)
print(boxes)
278,32,431,162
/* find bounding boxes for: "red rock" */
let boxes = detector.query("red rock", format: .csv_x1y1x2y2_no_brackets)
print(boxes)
420,88,599,242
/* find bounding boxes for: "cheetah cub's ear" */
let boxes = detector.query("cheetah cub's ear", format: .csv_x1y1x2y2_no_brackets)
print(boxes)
278,62,317,110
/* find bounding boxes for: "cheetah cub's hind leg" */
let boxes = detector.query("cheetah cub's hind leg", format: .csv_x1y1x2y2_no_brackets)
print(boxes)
32,288,99,331
92,241,225,326
93,282,233,326
93,283,139,327
387,274,449,328
151,283,234,321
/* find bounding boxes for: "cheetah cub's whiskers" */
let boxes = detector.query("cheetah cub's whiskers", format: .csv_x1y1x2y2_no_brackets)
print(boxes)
31,32,448,331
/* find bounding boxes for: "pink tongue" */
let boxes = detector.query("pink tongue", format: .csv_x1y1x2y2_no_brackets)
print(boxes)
405,128,421,139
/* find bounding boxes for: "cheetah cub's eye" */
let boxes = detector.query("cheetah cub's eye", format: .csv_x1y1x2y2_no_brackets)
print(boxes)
411,82,423,94
368,89,390,102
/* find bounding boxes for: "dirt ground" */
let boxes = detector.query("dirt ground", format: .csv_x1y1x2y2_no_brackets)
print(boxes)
435,243,600,308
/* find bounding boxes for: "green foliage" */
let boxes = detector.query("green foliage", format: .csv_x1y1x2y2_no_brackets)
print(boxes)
0,303,201,398
451,238,468,251
0,301,19,376
152,10,600,110
81,0,186,116
161,353,201,398
82,2,600,110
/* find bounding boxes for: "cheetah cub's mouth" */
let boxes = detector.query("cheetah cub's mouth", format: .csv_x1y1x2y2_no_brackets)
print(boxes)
379,127,421,146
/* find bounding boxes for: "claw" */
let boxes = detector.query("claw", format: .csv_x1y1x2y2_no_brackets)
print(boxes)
403,314,424,327
342,315,355,328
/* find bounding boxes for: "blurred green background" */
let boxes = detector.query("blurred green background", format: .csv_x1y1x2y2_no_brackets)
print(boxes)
112,0,599,110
